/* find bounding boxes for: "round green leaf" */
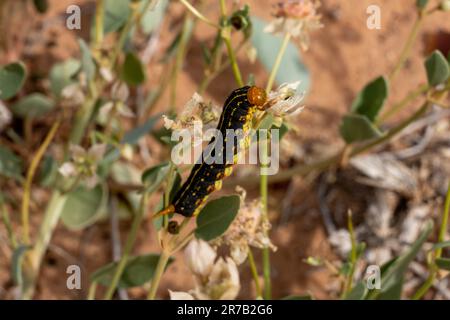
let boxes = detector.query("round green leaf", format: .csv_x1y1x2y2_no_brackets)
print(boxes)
91,254,173,288
436,258,450,271
340,114,382,144
140,0,168,34
141,162,170,194
416,0,429,9
12,93,55,118
50,59,80,97
60,185,108,230
103,0,131,34
351,76,389,122
78,39,96,81
121,52,146,86
0,145,23,182
425,50,450,86
0,62,27,100
195,195,240,241
251,17,310,93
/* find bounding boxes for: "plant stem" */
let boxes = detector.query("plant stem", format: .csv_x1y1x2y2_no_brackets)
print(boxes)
169,15,193,112
266,33,291,92
389,10,425,82
180,0,219,29
412,181,450,300
247,248,262,298
94,0,105,48
341,211,357,298
377,83,429,124
437,181,450,257
219,0,243,87
104,192,149,299
21,120,60,245
1,201,17,249
88,282,97,300
259,132,271,299
147,249,171,299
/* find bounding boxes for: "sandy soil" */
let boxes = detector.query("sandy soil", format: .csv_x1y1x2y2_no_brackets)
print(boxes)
1,0,449,299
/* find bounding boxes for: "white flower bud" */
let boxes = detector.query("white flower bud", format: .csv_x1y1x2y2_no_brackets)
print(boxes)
184,239,217,277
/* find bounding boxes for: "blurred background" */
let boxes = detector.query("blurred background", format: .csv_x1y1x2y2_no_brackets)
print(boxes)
1,0,450,300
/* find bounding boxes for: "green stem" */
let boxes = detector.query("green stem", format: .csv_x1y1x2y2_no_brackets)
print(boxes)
389,10,425,82
169,15,193,112
88,282,97,300
341,211,357,298
146,249,171,299
219,0,243,87
412,181,450,300
1,201,17,249
180,0,219,28
260,132,271,299
247,248,262,298
94,0,105,48
104,192,149,299
377,83,429,124
437,181,450,257
22,120,60,245
266,33,291,92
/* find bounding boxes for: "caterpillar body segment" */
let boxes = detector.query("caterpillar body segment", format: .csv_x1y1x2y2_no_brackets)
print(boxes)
155,86,267,218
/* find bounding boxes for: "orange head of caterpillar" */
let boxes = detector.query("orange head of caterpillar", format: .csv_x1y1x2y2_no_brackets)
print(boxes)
153,204,175,219
247,86,267,110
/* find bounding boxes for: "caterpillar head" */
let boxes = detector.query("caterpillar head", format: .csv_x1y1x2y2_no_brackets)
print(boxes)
247,86,267,110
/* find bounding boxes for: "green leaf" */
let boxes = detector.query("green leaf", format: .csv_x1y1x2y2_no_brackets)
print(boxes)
351,76,389,122
38,155,58,187
60,185,108,230
0,62,27,100
374,220,434,300
123,113,161,144
33,0,48,13
416,0,429,9
99,114,161,172
345,282,367,300
91,254,173,288
110,161,142,213
12,93,55,118
141,162,170,194
195,195,240,241
121,52,146,86
78,39,96,81
11,245,31,286
103,0,131,34
425,50,450,86
251,17,310,93
435,258,450,271
140,0,168,34
432,241,450,251
340,114,382,144
0,145,23,182
50,59,80,97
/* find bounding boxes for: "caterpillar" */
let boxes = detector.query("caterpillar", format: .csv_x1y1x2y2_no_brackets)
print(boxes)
156,86,267,218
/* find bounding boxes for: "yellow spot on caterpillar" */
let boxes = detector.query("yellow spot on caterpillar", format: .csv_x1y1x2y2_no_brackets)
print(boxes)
224,166,233,177
215,180,223,191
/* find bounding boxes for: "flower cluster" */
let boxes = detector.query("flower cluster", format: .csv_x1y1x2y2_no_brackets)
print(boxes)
58,143,107,189
263,81,305,126
163,92,220,131
264,0,323,50
211,187,277,265
170,239,240,300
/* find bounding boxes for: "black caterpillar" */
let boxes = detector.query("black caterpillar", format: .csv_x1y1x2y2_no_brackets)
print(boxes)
156,86,267,218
